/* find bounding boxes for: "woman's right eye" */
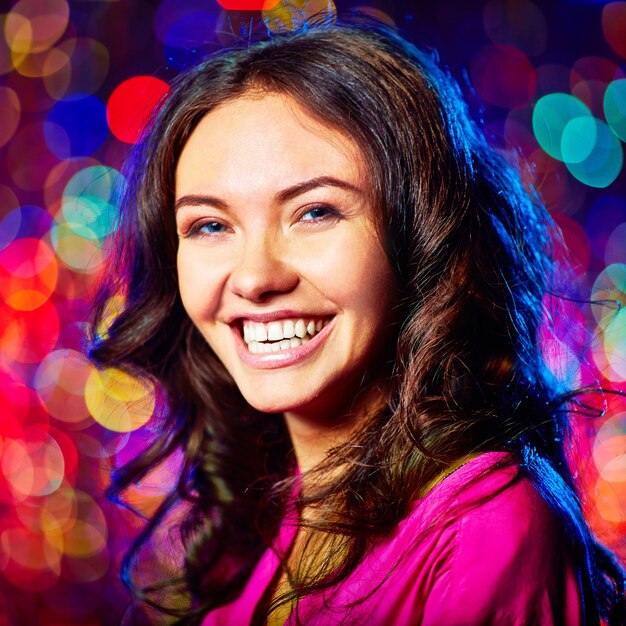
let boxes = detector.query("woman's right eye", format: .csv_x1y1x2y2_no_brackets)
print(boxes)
185,221,229,238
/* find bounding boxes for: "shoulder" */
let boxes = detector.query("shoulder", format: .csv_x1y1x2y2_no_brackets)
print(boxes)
416,451,559,531
405,452,583,625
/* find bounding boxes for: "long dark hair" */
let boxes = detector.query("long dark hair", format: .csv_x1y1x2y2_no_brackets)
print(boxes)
88,16,625,625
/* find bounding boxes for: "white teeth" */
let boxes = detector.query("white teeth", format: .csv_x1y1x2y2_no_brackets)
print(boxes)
242,317,329,351
283,319,295,339
243,324,253,343
267,321,283,341
255,323,267,342
294,319,307,338
247,339,303,353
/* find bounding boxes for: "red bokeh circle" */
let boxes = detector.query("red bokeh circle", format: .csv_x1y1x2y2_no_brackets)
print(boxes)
106,76,169,144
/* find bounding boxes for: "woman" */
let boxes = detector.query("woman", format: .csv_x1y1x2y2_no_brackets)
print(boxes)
89,17,625,625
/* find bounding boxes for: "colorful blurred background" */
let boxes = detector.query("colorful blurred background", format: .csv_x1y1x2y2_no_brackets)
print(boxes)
0,0,625,623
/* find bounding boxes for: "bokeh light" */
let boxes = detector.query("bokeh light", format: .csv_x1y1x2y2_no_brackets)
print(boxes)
532,93,591,161
220,0,280,9
61,165,122,241
470,44,536,108
593,412,626,483
482,0,547,57
4,0,69,55
602,309,626,381
106,76,169,144
3,205,53,242
34,350,93,429
262,0,337,33
1,430,65,500
595,478,626,524
585,195,626,262
45,94,108,158
564,118,623,188
0,208,21,251
0,237,58,311
0,525,63,591
602,2,626,59
570,56,624,117
591,263,626,323
42,156,101,213
605,222,626,267
591,263,626,382
0,298,60,364
7,122,63,191
604,78,626,142
50,221,103,274
84,368,156,433
154,0,220,63
0,86,21,148
46,38,110,100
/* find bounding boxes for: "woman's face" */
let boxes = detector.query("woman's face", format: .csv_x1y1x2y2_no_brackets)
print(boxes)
175,92,397,422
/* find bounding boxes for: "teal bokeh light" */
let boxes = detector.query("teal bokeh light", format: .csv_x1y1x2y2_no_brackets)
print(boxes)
604,79,626,143
561,116,597,164
61,165,123,240
565,119,623,188
532,93,591,161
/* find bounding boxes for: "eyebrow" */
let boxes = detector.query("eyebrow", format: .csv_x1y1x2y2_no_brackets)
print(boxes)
174,175,362,212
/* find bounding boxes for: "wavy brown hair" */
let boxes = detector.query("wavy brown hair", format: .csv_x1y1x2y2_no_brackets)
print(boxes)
88,16,625,625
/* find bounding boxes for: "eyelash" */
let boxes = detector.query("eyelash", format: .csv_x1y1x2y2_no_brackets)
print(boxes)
184,221,229,239
181,204,340,239
298,204,340,224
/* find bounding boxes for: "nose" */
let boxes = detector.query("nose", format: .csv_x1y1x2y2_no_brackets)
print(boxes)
229,232,299,303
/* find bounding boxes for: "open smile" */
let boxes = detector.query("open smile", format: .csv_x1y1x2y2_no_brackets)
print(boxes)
242,317,331,353
231,315,335,369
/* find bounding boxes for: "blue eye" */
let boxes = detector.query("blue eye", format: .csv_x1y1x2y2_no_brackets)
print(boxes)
199,221,228,233
182,220,230,239
300,205,336,221
185,222,228,239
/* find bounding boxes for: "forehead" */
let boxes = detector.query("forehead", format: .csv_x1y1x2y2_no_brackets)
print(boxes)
175,92,366,197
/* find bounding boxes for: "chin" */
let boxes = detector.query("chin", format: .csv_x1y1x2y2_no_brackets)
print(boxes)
243,395,310,415
238,385,324,416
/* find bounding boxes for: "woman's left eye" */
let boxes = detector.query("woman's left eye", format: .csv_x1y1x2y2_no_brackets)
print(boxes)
299,205,338,222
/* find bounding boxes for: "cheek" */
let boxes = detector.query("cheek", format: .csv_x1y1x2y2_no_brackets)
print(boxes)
327,239,396,315
301,236,397,346
176,249,223,323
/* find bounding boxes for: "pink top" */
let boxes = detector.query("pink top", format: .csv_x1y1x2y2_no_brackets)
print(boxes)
202,452,583,625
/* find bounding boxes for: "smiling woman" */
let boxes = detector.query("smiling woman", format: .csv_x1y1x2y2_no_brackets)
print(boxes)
88,15,626,626
175,94,397,449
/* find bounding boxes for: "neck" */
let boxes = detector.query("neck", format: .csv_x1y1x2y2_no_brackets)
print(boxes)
283,383,388,475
